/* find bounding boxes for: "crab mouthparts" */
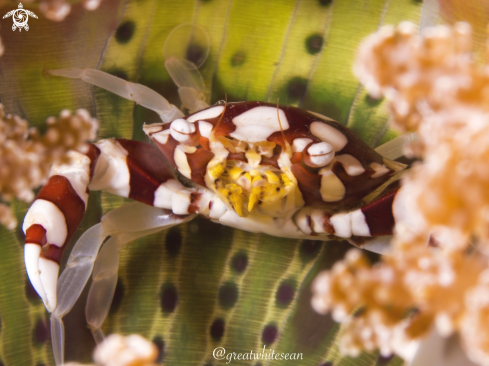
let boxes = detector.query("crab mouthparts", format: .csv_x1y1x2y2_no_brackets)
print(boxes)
208,162,294,217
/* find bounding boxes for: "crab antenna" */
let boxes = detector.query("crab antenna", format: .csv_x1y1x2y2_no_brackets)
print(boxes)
276,99,292,155
210,93,227,142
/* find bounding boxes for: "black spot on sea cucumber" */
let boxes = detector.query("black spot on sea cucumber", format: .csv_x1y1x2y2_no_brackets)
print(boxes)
186,44,205,66
286,77,308,101
306,33,324,55
262,324,278,345
231,51,246,66
210,318,225,340
116,21,135,44
300,240,322,263
160,283,178,313
34,318,49,344
152,336,165,363
218,282,238,309
276,279,296,307
231,252,248,273
165,228,182,256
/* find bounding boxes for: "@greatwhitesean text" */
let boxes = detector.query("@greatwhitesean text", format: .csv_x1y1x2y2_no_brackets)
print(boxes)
213,346,303,363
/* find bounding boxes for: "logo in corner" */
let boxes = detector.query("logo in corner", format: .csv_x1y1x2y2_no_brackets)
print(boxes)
3,3,38,32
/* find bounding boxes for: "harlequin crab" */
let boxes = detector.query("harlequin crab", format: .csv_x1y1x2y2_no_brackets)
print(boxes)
22,24,407,365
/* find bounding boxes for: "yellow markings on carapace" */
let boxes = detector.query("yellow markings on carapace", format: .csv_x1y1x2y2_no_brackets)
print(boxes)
265,170,280,184
209,164,225,179
219,183,244,216
213,164,295,217
281,173,293,187
228,166,243,180
243,172,252,183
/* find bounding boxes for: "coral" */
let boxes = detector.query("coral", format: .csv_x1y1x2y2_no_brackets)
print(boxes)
38,0,102,22
0,202,16,230
93,334,159,366
0,105,98,229
38,0,71,21
64,334,159,366
313,22,489,365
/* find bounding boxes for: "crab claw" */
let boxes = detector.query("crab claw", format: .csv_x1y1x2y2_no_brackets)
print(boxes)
24,243,59,312
23,198,68,313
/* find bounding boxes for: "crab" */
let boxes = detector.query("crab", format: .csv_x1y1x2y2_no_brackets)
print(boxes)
22,24,408,365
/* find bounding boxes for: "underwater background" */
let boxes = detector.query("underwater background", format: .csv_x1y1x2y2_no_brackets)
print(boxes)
0,0,482,365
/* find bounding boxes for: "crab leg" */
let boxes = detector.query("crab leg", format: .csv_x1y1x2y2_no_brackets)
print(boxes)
162,23,210,113
374,132,418,160
359,183,399,236
50,222,105,366
293,179,401,253
49,203,194,366
85,235,119,344
48,68,184,123
85,202,195,342
23,139,203,314
48,63,210,119
165,57,209,113
24,148,94,312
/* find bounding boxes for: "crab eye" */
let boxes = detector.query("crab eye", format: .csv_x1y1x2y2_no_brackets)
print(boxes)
170,118,198,144
304,142,334,168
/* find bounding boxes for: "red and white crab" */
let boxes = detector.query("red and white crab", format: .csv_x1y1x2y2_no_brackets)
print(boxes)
22,25,407,365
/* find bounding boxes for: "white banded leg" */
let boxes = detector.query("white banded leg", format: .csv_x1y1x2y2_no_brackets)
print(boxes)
48,68,184,123
24,137,201,318
293,177,400,254
51,202,195,366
